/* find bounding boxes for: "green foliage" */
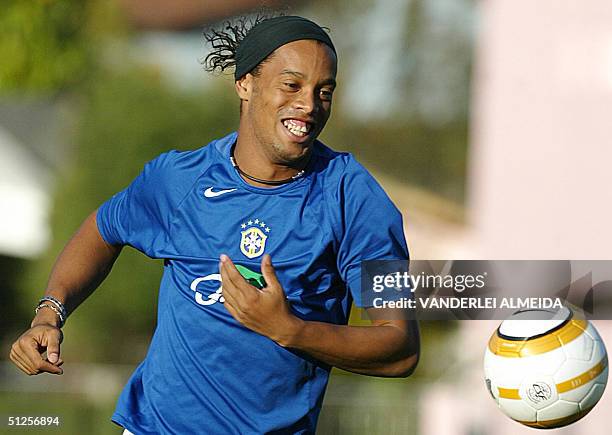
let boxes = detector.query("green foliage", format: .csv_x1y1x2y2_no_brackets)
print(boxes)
24,68,238,362
0,0,91,92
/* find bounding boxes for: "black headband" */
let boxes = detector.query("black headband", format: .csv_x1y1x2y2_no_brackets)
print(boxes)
234,16,336,80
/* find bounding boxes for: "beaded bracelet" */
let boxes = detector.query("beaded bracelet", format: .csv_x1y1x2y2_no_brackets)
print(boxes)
39,296,68,321
35,303,65,328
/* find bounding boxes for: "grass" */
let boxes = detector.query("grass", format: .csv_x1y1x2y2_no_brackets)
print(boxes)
0,392,118,434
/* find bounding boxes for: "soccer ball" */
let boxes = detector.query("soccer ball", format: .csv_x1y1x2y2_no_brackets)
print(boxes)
484,307,608,429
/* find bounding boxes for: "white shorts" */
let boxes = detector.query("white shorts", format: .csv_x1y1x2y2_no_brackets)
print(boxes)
122,430,135,435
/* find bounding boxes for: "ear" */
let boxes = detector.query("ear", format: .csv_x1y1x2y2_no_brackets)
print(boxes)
235,74,253,101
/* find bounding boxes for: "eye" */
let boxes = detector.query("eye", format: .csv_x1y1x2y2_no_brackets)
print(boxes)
319,88,334,102
283,82,299,91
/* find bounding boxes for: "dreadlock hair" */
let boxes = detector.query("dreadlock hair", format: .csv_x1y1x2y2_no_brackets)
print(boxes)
202,11,284,79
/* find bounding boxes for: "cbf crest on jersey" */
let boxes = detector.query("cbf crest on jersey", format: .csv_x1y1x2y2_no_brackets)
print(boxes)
240,218,270,258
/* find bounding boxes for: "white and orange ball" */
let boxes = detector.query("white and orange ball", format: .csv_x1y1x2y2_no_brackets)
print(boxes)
484,307,608,429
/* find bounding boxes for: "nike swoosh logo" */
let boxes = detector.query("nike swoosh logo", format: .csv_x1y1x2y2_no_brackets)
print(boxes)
204,187,237,198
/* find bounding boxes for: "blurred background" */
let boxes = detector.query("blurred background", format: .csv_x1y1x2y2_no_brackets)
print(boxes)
1,0,611,434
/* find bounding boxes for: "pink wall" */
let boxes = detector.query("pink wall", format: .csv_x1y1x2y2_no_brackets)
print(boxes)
469,0,612,259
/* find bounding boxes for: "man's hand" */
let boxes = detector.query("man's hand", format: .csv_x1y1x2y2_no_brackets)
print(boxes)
219,253,419,377
219,254,302,344
10,322,64,376
9,211,122,377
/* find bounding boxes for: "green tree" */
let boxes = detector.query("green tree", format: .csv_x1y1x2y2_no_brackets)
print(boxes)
0,0,92,92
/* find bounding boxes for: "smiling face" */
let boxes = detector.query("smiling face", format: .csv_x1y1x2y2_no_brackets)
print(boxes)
235,39,337,165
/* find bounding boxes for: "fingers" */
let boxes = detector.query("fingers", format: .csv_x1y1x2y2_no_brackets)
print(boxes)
261,255,288,301
12,332,63,376
219,256,249,315
220,254,263,302
221,292,241,321
261,255,281,290
219,256,240,302
220,255,266,326
220,272,240,311
45,332,61,364
10,346,35,375
22,336,64,375
219,255,247,291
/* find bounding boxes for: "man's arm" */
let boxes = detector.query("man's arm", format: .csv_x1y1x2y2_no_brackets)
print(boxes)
275,316,419,378
9,211,122,375
220,254,419,378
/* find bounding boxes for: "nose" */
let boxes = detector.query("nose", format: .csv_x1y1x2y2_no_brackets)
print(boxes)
293,89,317,115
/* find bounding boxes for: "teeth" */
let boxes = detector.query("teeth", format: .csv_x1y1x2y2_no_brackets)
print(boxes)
282,119,310,137
289,128,305,137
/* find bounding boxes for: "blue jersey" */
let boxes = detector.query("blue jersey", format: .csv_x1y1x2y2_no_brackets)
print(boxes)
96,132,408,434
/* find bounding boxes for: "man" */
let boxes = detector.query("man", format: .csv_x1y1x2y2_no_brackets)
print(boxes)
10,15,419,434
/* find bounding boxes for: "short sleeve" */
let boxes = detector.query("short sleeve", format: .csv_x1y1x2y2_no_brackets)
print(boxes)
96,152,174,258
334,158,409,307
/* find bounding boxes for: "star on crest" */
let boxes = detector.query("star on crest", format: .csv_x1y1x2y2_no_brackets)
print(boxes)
241,218,271,233
240,219,271,233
